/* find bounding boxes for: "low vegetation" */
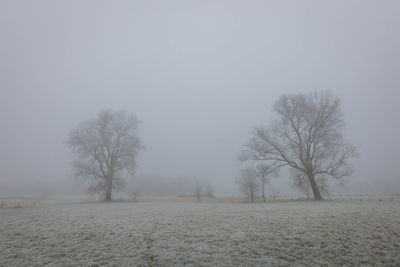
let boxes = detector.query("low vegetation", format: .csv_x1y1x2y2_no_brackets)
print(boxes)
1,200,399,266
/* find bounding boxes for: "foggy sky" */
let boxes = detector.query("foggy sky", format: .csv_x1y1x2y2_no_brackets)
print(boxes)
1,0,399,196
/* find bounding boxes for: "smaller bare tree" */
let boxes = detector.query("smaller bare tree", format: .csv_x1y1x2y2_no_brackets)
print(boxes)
236,168,260,203
271,186,280,201
256,164,278,202
130,188,140,202
194,181,202,202
205,185,215,198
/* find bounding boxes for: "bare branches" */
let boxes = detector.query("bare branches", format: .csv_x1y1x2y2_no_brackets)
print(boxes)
256,163,279,202
236,168,260,202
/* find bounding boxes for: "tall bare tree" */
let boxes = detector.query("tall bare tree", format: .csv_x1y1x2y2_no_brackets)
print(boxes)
67,110,142,201
240,90,357,200
236,167,260,203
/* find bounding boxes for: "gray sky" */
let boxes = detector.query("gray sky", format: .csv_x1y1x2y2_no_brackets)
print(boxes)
1,0,399,196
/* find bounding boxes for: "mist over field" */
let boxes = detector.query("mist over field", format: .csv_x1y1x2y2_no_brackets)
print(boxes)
1,0,400,198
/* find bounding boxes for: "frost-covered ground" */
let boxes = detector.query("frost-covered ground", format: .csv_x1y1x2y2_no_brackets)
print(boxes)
1,200,399,266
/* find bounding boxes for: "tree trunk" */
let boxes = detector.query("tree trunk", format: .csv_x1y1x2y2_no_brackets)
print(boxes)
262,178,266,202
105,186,112,201
307,173,322,200
104,174,113,202
104,168,114,202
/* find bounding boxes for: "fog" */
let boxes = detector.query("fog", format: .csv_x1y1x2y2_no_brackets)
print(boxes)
1,0,399,197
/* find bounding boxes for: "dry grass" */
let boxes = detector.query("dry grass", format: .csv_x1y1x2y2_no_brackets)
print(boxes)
1,199,399,266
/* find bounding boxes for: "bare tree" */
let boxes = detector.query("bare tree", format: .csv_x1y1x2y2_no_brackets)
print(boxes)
256,164,277,202
194,181,202,202
205,185,215,198
130,188,140,202
270,186,280,201
66,109,142,201
236,167,260,203
240,90,357,200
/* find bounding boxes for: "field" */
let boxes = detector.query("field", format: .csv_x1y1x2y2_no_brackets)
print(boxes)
1,199,400,266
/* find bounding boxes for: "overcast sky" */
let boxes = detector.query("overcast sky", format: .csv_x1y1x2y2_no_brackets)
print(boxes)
1,0,399,196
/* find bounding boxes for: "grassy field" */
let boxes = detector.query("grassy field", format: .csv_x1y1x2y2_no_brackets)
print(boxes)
1,199,399,266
